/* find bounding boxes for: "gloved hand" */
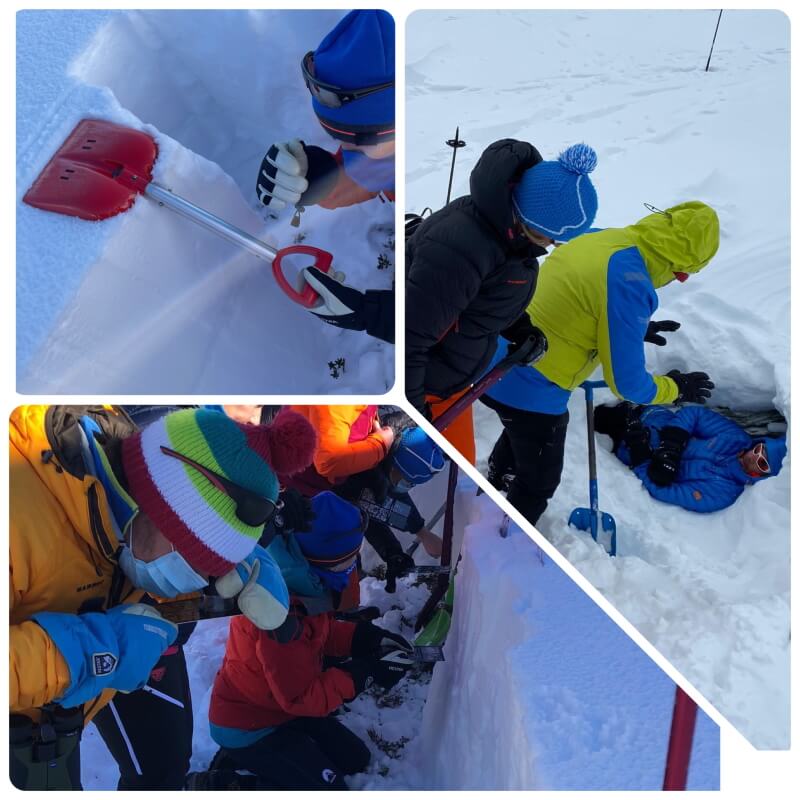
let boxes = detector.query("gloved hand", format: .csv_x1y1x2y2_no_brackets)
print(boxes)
340,651,411,694
303,267,369,333
32,604,178,707
500,313,537,346
256,140,309,211
275,488,315,533
385,552,415,594
351,621,414,658
667,370,715,404
644,319,681,346
215,545,290,630
339,658,373,697
623,423,653,466
647,426,691,486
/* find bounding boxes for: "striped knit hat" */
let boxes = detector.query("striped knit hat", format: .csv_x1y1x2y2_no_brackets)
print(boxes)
121,407,317,576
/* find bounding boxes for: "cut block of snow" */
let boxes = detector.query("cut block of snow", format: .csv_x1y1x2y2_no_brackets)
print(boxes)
18,10,393,393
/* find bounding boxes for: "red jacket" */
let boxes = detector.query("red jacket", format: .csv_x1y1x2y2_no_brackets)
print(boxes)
209,603,357,731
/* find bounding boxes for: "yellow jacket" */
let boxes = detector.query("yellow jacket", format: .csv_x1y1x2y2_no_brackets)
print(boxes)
9,406,142,723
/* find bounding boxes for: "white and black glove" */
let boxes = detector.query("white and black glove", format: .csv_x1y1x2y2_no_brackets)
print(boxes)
256,140,309,211
303,266,367,330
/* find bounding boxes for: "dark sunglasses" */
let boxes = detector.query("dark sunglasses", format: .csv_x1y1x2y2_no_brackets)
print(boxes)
301,51,393,108
160,446,277,527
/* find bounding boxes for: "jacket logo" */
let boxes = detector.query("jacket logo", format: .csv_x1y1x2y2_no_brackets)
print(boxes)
76,580,105,593
93,652,117,676
322,769,337,784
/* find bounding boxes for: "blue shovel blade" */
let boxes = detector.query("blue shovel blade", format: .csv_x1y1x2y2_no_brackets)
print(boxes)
568,507,617,557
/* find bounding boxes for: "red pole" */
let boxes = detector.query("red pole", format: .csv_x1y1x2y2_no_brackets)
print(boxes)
663,686,699,790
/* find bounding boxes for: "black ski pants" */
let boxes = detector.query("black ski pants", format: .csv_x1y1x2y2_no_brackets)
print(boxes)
91,644,194,789
221,715,371,790
481,396,570,525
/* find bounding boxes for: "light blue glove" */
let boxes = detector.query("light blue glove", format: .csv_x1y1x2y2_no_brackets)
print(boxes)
215,544,290,630
33,604,178,707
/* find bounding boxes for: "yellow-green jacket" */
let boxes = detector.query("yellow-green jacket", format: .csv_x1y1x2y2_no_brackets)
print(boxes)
486,202,719,413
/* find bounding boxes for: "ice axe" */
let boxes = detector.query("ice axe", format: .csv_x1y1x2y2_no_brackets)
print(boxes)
434,332,547,433
22,119,333,308
568,380,617,556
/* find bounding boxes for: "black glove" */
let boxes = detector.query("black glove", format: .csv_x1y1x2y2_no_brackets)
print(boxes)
385,552,415,594
303,267,368,332
622,423,652,466
644,319,681,346
351,621,413,658
667,370,715,404
275,488,314,533
647,426,690,486
501,313,537,346
340,658,373,697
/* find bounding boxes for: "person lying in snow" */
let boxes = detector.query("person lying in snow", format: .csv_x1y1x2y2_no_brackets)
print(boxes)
284,406,445,591
405,141,599,462
481,201,720,526
9,405,316,791
204,492,413,790
256,10,395,343
594,402,787,513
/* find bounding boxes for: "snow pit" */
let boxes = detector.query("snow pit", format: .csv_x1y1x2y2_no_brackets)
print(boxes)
407,9,789,749
17,10,394,393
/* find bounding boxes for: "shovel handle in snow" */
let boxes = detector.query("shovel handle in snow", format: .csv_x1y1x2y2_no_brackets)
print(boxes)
22,118,333,308
568,381,618,556
434,333,547,433
415,460,459,632
663,687,698,790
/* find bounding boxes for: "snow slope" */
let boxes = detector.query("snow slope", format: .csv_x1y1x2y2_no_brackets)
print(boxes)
407,10,790,748
17,10,394,393
79,476,718,790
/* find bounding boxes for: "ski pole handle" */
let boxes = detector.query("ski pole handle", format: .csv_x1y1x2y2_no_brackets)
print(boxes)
272,245,334,308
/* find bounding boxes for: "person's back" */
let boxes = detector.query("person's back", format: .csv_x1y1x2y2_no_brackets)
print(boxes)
405,139,546,410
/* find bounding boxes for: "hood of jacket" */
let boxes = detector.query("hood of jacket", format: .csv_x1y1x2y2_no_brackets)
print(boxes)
469,138,543,240
626,201,720,288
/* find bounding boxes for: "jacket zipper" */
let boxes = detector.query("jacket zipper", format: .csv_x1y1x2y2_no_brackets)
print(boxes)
87,484,116,564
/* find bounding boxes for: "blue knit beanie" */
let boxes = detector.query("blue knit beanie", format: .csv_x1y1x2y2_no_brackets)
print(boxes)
393,428,446,485
294,491,365,567
311,10,394,142
761,437,787,477
512,144,598,241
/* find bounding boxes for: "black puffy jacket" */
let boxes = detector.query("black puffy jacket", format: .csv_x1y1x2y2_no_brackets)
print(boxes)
405,139,546,411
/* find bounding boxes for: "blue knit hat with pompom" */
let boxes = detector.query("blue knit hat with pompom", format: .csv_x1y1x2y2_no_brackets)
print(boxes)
512,144,598,241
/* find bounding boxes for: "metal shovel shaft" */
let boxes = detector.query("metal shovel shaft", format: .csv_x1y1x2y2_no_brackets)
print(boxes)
145,182,278,263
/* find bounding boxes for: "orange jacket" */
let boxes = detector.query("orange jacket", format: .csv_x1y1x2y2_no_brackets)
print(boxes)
9,406,142,724
289,405,388,482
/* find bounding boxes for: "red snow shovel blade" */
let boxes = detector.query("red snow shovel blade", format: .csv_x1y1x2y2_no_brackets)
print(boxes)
23,119,157,221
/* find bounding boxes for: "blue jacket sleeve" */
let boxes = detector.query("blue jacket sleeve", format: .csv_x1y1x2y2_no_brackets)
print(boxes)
598,248,678,404
670,406,752,444
635,465,744,513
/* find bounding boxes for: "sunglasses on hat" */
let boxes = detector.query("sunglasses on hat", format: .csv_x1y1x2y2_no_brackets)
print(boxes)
160,446,277,527
301,51,393,109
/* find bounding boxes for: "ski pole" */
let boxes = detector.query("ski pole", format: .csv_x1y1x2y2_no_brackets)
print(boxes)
445,126,466,206
705,10,723,72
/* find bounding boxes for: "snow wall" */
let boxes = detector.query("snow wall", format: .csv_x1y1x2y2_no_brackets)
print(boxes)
407,488,719,790
17,10,394,393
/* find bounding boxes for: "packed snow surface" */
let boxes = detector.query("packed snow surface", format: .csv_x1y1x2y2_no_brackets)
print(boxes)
80,477,718,789
17,10,394,393
407,10,789,749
